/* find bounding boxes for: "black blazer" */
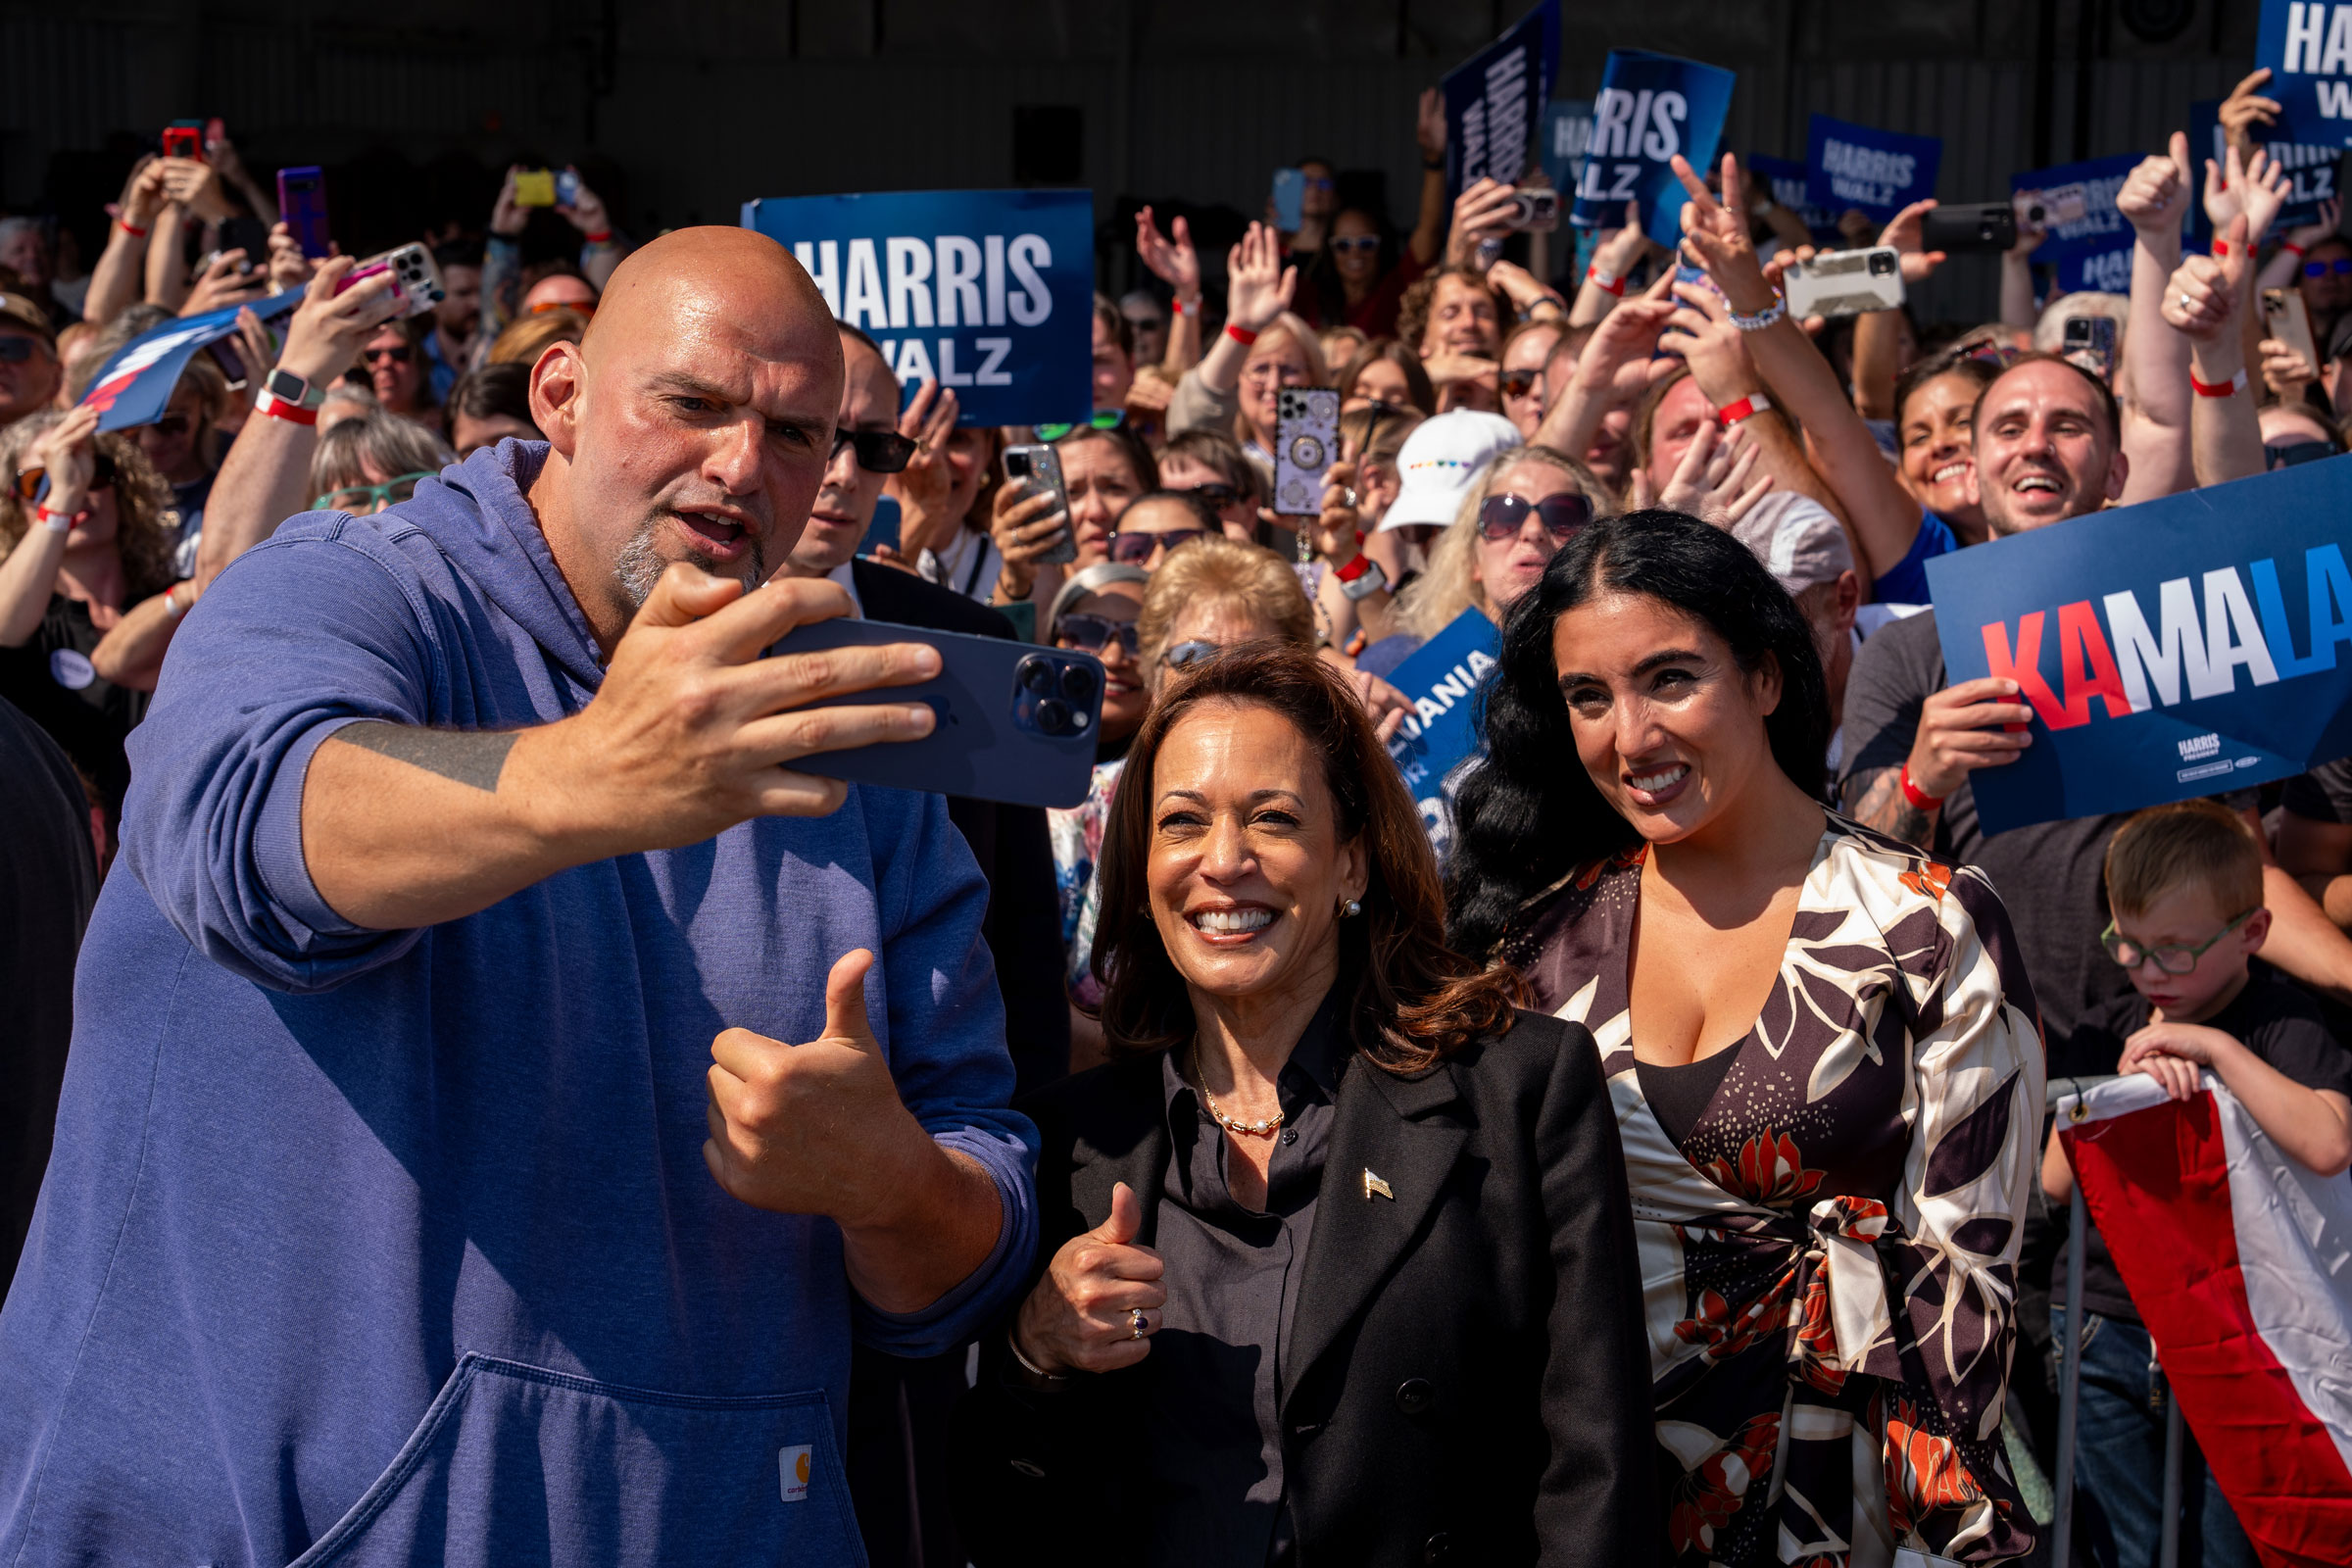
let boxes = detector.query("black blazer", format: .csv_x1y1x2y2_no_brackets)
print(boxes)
949,1010,1658,1568
850,560,1069,1093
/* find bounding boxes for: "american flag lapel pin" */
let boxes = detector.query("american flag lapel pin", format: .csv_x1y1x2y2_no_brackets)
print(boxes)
1362,1168,1394,1200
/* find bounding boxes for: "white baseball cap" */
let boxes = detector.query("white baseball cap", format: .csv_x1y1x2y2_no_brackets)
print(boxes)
1377,411,1523,532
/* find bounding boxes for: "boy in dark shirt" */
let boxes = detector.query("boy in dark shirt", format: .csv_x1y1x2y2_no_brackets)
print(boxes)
2043,799,2352,1568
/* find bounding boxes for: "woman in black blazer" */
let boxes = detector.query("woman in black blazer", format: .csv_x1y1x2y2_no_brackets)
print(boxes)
950,644,1655,1567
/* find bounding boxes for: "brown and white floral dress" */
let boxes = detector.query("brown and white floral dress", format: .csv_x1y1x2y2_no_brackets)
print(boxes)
1502,815,2042,1566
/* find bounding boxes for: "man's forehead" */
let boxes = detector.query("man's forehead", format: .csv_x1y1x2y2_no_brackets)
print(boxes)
1985,363,2100,418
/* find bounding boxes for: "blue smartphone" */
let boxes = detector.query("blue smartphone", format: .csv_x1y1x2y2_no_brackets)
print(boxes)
277,166,330,260
1271,168,1305,232
555,169,583,208
768,617,1104,808
858,496,902,558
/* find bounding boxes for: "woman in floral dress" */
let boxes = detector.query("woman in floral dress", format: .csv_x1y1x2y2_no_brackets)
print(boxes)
1449,513,2041,1565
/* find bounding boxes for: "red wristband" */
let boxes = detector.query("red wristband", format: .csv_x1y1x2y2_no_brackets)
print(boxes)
1223,322,1259,347
255,390,319,425
1333,550,1373,582
583,230,613,245
2283,241,2309,260
1714,392,1773,426
2188,368,2248,398
1587,265,1627,297
117,219,149,239
2212,239,2230,258
1898,763,1945,812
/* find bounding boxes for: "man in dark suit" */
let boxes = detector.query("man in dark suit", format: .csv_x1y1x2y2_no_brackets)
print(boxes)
786,319,1071,1568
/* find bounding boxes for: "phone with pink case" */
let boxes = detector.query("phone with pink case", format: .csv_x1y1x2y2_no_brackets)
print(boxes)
333,242,446,320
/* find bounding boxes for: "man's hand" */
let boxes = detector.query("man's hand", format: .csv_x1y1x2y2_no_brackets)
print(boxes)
1224,221,1296,333
157,157,233,222
1134,205,1200,307
1670,153,1776,317
1877,199,1949,284
277,255,398,386
1664,281,1764,409
1905,677,2034,801
705,948,938,1224
1446,177,1518,270
2118,133,2194,238
1487,259,1562,317
2217,68,2283,159
1654,416,1771,523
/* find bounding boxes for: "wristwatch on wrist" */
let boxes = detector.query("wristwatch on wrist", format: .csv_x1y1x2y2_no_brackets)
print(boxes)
263,368,328,411
1335,556,1388,601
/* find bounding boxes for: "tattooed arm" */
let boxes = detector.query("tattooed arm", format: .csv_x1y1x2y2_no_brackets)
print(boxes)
1842,763,1941,850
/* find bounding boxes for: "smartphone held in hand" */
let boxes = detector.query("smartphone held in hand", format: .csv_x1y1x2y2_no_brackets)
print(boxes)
2264,287,2320,373
277,166,332,260
1921,202,2018,254
1782,248,1905,319
1504,188,1561,233
2063,315,2118,382
1003,443,1077,565
1273,388,1340,516
769,618,1105,808
161,120,206,162
514,170,559,208
334,242,446,320
1271,169,1306,233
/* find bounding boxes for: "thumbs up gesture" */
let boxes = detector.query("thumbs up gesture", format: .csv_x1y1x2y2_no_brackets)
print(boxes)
1011,1182,1166,1376
703,949,934,1227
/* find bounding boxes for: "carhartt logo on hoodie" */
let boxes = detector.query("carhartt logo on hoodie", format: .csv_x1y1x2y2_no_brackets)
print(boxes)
780,1445,812,1502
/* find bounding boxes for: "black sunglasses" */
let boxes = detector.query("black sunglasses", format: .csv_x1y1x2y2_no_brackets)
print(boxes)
1174,481,1244,509
0,337,40,365
1478,492,1591,543
831,427,918,473
1329,235,1381,255
1107,526,1209,564
364,344,413,366
1055,611,1140,658
1498,367,1542,398
2266,439,2341,469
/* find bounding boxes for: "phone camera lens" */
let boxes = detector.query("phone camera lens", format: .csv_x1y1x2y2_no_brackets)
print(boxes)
1017,656,1054,694
1058,663,1097,703
1869,251,1895,276
1036,697,1072,733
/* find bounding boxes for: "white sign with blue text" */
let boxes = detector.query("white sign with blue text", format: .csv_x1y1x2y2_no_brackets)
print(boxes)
741,189,1093,426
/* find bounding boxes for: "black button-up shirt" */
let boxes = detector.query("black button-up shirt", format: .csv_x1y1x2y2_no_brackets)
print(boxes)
1143,993,1345,1568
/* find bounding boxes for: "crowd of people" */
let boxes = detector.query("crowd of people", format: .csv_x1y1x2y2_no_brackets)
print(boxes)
0,61,2348,1568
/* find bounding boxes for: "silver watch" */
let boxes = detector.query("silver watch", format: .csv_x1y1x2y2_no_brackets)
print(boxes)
1338,559,1388,602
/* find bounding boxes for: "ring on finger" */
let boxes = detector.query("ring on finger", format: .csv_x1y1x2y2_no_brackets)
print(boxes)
1128,1307,1149,1341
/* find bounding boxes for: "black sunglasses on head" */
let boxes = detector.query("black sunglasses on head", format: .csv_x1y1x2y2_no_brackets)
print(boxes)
1055,611,1140,658
1477,492,1591,543
1107,526,1210,564
831,427,918,473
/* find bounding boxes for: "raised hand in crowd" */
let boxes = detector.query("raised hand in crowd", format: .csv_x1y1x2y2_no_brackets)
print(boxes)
2217,67,2284,166
1485,260,1565,325
2259,333,2320,403
875,378,961,569
1444,176,1518,270
155,156,234,224
2117,131,2198,501
1132,204,1202,374
0,404,108,646
265,220,317,290
1848,199,1947,419
1184,220,1297,411
186,255,400,595
1536,268,1678,461
2163,214,2264,486
178,249,268,318
1877,198,1949,284
1641,414,1771,523
987,459,1073,612
556,167,626,289
83,157,170,328
2260,195,2342,291
1569,198,1653,327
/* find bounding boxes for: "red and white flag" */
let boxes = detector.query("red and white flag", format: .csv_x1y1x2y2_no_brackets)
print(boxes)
2057,1073,2352,1567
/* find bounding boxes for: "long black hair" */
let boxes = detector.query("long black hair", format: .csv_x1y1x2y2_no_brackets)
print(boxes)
1445,510,1832,959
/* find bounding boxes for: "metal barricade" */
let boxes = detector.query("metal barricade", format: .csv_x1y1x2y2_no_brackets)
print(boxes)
2047,1073,2185,1568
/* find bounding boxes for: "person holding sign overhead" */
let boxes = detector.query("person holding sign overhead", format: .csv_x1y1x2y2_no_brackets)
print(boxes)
1447,511,2043,1565
951,643,1653,1568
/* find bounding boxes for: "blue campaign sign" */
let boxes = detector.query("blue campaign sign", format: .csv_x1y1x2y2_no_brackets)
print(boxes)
1443,0,1560,197
2257,0,2352,148
1570,51,1737,249
1386,609,1503,848
1540,99,1594,198
1748,152,1839,240
2187,96,2340,242
2011,154,2139,295
740,189,1093,427
80,289,301,432
1924,457,2352,834
1804,116,1941,225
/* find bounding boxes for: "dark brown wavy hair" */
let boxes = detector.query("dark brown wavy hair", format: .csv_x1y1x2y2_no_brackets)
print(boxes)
0,411,179,603
1091,643,1520,1073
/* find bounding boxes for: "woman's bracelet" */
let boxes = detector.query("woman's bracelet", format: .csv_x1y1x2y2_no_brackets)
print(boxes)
1728,297,1788,333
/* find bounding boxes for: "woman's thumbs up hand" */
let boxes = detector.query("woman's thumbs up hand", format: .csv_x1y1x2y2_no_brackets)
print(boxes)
1012,1181,1168,1376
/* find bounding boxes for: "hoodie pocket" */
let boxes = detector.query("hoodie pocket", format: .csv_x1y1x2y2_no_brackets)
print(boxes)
288,1352,865,1567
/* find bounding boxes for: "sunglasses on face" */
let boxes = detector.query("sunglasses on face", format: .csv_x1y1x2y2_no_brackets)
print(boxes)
148,415,192,439
2266,438,2341,469
315,469,437,514
529,298,596,317
830,426,918,473
1055,612,1141,658
1477,492,1591,544
1498,367,1543,399
1034,410,1126,442
14,452,117,502
1161,638,1222,670
2100,909,2256,975
1176,481,1244,509
1329,235,1381,256
364,344,413,366
0,336,41,365
1120,312,1162,335
2305,258,2352,277
1107,526,1210,564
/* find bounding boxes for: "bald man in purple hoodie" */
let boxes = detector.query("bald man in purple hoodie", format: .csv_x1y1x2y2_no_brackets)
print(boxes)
0,228,1037,1564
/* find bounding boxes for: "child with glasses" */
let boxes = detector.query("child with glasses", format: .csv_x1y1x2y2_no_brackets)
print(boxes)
2041,798,2351,1568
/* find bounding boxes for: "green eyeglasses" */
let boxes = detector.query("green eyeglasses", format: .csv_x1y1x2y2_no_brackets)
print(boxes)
2100,907,2257,975
315,470,437,514
1034,410,1126,442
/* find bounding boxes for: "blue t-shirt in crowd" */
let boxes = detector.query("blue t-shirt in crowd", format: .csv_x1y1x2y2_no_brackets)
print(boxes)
0,441,1038,1564
1872,508,1958,605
